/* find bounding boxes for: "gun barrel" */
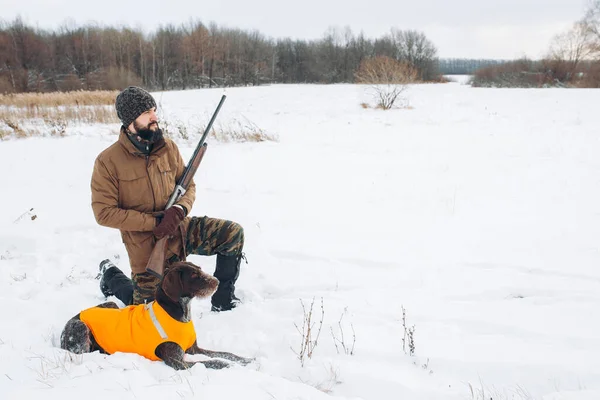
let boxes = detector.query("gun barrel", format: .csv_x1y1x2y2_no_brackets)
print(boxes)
178,95,226,188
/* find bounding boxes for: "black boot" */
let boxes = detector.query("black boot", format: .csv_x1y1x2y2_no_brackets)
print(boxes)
96,259,134,305
211,253,243,312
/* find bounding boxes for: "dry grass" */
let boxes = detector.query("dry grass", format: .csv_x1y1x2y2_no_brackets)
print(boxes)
0,90,120,138
160,115,277,143
468,381,535,400
211,117,278,143
0,90,118,107
0,119,25,139
0,105,118,139
0,106,118,125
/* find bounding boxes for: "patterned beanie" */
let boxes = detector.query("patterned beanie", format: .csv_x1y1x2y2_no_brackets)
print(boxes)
115,86,157,128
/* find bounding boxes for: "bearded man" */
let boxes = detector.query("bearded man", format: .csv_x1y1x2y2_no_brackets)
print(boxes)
92,86,244,312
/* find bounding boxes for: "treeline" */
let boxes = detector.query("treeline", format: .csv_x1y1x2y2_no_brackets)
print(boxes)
471,0,600,88
438,59,506,75
471,58,600,88
0,18,442,93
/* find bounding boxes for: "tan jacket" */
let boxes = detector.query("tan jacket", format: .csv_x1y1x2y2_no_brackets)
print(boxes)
91,129,195,274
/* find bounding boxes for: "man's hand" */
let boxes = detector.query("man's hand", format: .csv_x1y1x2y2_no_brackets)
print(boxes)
152,206,185,239
152,211,165,225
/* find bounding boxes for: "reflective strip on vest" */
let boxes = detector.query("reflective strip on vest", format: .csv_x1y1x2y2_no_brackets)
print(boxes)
146,302,168,339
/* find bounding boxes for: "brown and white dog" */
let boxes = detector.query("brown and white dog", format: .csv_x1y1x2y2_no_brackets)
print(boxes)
60,261,252,370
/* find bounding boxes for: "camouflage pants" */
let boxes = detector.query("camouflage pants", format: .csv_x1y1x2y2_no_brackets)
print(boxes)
131,216,244,305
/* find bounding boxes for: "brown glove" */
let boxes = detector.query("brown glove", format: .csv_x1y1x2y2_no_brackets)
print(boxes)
151,211,165,226
152,206,185,239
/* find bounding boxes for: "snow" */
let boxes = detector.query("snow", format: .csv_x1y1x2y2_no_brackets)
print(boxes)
1,81,600,400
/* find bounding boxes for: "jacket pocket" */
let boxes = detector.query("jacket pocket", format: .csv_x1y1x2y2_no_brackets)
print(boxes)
118,169,149,210
157,159,176,206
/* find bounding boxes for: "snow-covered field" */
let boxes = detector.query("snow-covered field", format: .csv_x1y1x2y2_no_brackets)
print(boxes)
1,81,600,400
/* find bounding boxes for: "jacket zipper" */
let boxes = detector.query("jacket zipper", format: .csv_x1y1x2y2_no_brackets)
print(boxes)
146,155,157,211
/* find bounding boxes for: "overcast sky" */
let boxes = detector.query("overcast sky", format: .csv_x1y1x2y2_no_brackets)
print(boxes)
0,0,589,59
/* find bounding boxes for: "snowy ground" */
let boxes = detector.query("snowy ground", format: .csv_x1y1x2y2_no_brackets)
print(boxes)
1,81,600,400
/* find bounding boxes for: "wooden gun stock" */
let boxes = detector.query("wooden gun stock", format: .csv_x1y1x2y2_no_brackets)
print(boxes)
145,236,169,278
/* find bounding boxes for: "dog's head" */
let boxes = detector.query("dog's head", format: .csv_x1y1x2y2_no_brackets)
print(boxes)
160,261,219,302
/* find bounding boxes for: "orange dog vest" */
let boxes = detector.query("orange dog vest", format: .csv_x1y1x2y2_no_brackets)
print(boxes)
80,301,196,361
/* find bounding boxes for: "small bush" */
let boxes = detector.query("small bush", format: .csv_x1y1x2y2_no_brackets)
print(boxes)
292,297,325,367
401,305,416,356
330,308,356,356
355,56,418,110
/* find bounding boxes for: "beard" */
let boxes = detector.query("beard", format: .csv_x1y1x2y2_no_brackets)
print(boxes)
133,120,163,143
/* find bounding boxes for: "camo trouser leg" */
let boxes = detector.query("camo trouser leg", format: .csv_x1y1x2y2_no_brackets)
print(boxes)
131,272,160,305
185,216,245,257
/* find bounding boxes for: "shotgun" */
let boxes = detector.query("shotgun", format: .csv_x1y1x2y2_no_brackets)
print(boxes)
145,94,227,277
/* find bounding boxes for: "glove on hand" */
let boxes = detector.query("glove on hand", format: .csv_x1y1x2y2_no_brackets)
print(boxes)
152,206,185,239
152,211,165,225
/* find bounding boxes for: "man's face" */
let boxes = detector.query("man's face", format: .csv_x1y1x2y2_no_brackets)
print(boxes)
128,107,162,142
131,107,159,133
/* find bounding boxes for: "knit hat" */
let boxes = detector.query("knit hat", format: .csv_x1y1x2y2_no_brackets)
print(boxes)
115,86,157,128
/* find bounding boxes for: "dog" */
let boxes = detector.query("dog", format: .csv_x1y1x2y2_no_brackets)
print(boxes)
60,261,252,370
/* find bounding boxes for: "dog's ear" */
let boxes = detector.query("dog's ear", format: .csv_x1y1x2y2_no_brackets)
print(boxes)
162,268,184,302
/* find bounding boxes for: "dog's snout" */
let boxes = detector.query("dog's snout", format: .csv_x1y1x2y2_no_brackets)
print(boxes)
193,274,219,298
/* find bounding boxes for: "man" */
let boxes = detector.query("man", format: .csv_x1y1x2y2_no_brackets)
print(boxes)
92,86,244,311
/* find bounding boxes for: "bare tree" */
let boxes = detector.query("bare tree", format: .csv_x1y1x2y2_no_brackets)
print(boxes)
583,0,600,54
389,29,438,80
355,56,418,109
547,21,595,81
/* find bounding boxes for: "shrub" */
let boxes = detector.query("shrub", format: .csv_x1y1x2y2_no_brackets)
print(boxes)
355,56,418,109
470,59,554,88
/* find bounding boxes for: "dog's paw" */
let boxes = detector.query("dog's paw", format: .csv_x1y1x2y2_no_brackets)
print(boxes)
200,359,230,370
236,357,255,366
